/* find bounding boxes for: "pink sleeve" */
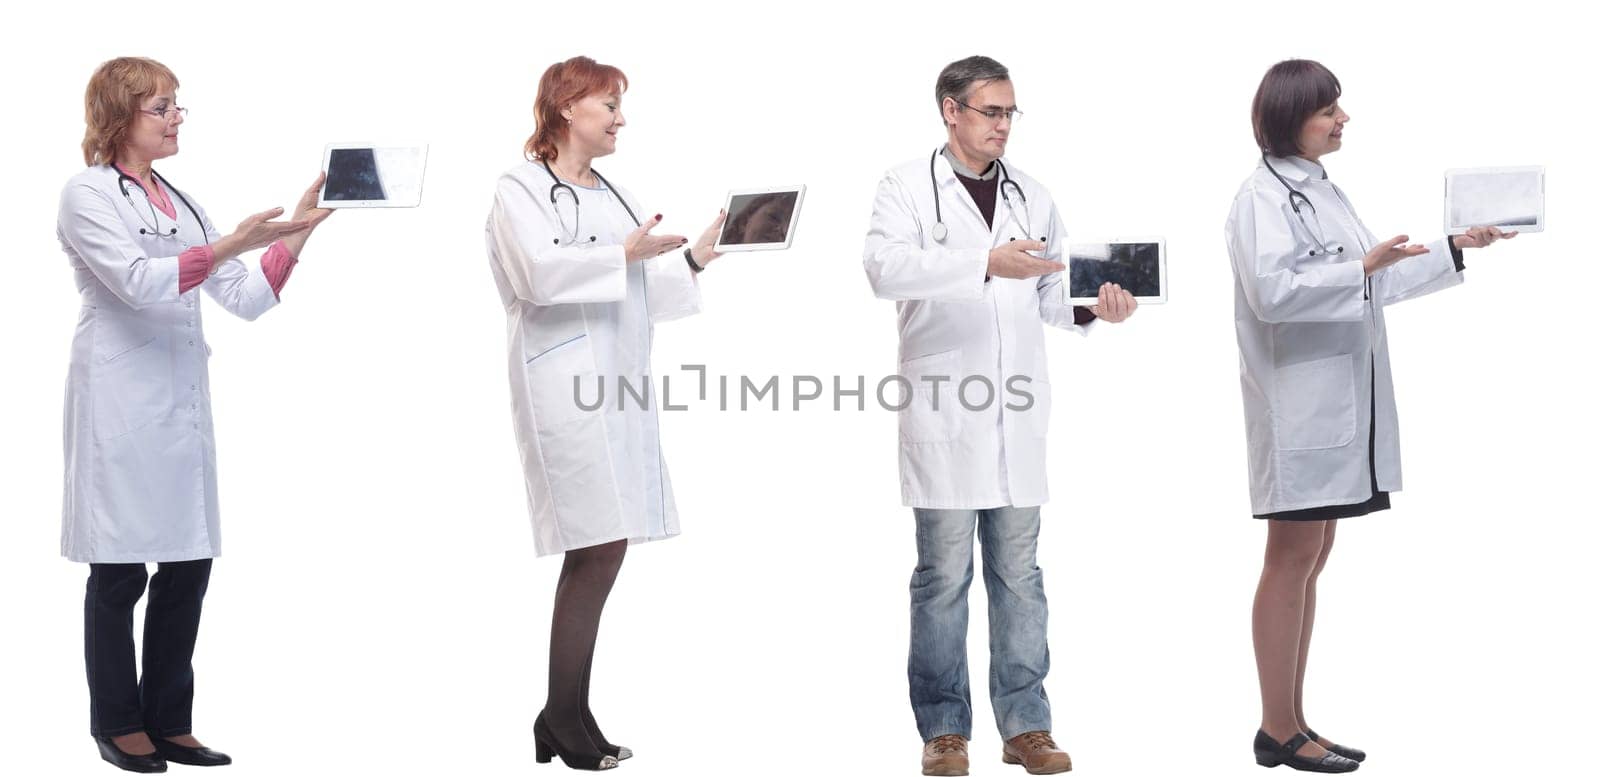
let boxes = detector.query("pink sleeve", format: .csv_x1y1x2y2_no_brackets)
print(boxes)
260,240,299,298
177,245,214,294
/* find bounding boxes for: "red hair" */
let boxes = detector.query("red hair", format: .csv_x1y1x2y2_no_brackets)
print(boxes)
524,56,628,162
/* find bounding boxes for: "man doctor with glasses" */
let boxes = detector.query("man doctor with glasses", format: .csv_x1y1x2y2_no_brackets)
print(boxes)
862,55,1138,777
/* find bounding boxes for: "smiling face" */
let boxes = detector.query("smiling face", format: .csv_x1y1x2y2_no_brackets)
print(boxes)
123,89,183,164
563,89,625,160
943,78,1015,168
1296,101,1348,161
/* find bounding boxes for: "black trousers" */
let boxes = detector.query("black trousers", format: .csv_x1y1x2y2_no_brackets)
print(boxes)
84,559,212,738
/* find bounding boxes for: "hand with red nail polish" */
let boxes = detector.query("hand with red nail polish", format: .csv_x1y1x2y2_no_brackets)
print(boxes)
624,213,686,262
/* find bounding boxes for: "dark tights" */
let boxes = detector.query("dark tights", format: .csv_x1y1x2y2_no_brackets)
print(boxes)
543,539,627,755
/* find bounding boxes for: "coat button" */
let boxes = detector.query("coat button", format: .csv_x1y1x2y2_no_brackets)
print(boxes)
187,340,194,347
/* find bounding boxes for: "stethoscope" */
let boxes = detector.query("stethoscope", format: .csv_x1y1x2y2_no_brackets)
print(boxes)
541,159,641,245
117,169,208,245
1262,154,1344,256
928,146,1034,243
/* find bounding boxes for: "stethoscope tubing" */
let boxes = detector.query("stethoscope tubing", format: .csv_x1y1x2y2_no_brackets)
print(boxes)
541,159,641,246
117,169,208,245
928,146,1034,243
1262,154,1344,256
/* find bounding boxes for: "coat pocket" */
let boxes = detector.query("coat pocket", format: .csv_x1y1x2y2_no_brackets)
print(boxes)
90,326,169,440
898,350,962,444
524,334,601,428
1272,354,1357,451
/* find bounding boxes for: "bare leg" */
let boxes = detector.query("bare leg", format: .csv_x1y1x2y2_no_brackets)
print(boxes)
543,539,628,755
1254,520,1332,758
1295,520,1337,744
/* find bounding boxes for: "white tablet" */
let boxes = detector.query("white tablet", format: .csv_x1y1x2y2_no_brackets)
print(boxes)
318,143,429,208
714,185,806,252
1444,166,1544,234
1066,237,1167,305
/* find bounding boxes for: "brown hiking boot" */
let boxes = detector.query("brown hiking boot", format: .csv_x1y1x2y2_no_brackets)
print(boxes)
922,734,970,776
1002,730,1072,774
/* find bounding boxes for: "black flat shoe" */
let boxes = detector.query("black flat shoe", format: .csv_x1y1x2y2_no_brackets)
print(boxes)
1254,730,1359,772
534,713,618,770
1305,728,1366,762
95,737,167,773
151,737,232,767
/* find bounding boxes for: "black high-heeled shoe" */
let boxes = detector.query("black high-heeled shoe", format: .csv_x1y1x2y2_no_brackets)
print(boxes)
582,709,632,761
94,737,167,773
151,737,232,767
534,713,619,771
1304,729,1366,762
1253,730,1359,772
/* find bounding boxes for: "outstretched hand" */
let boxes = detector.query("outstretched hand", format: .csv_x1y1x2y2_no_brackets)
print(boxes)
624,214,688,262
1362,234,1430,276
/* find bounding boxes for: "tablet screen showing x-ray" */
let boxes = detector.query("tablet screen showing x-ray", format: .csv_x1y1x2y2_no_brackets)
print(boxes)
1067,238,1167,304
1444,166,1544,234
318,144,429,208
714,185,806,251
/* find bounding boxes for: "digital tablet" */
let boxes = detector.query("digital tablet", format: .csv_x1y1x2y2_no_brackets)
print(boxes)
318,143,429,208
714,185,806,252
1444,166,1544,234
1066,237,1167,305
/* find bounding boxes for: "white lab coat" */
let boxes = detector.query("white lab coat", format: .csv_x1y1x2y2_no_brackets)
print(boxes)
1225,155,1464,515
485,162,701,556
57,165,281,563
863,154,1092,509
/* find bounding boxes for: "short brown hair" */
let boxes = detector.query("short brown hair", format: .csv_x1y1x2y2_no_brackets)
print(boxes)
81,57,179,166
523,56,629,163
1251,59,1340,158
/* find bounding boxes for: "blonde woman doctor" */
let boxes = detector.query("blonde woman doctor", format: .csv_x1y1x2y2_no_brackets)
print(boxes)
58,57,330,773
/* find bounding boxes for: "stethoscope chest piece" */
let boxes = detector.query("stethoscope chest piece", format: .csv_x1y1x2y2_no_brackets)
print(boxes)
931,222,948,242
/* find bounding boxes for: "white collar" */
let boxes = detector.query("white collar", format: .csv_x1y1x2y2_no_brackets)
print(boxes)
1266,155,1327,183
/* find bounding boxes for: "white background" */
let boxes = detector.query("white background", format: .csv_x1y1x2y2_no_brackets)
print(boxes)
3,1,1595,775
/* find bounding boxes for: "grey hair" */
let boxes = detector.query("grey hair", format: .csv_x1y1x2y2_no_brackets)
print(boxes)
935,55,1010,123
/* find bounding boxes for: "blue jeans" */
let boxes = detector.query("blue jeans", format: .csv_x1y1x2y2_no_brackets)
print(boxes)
909,506,1051,741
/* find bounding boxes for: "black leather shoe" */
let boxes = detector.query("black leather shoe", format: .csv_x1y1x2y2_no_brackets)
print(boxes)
1253,730,1359,772
151,738,232,767
94,737,167,773
1305,728,1366,762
